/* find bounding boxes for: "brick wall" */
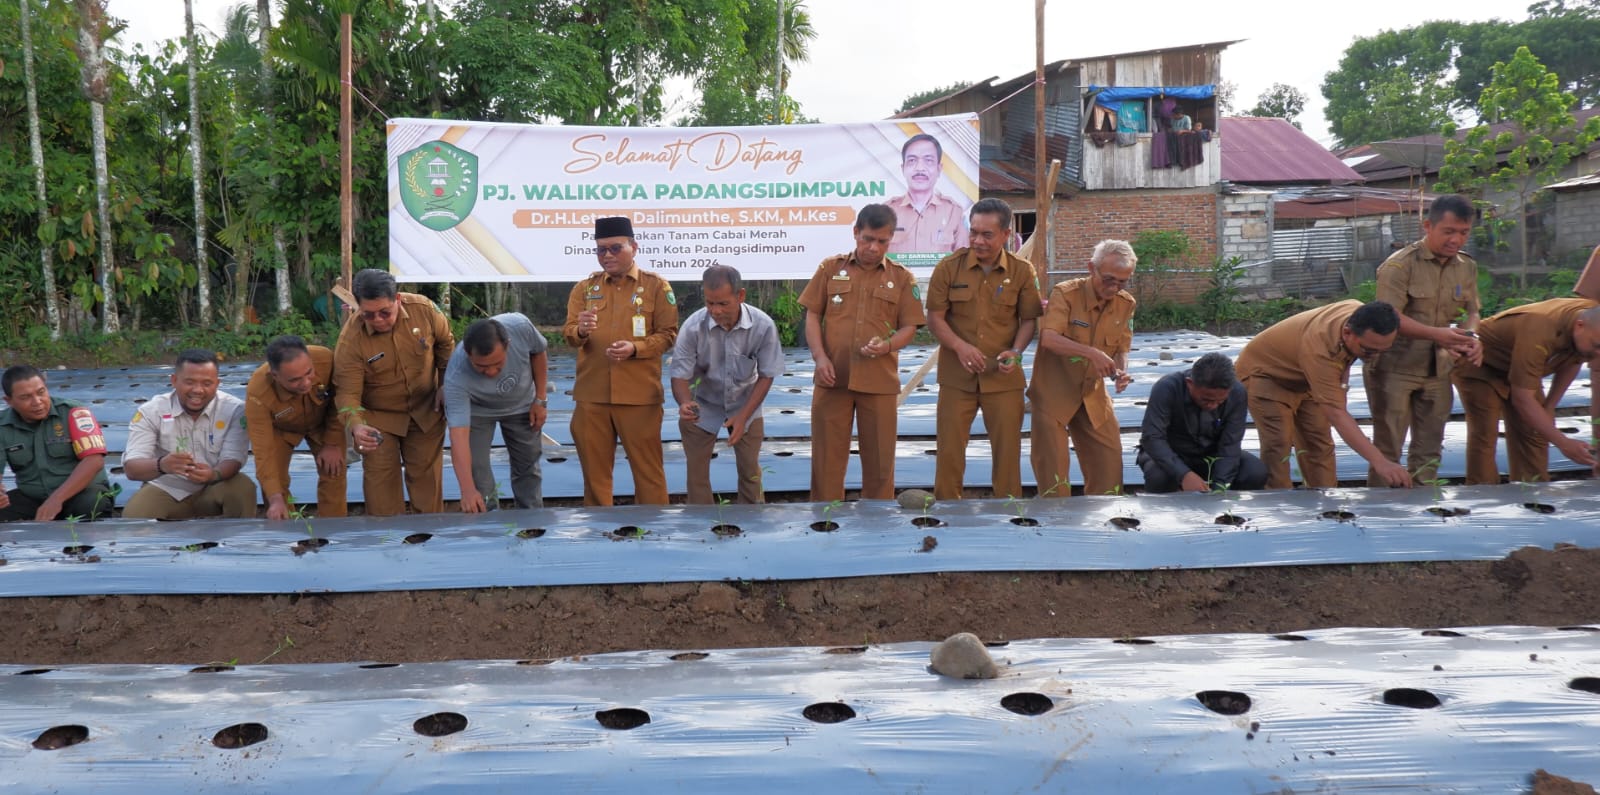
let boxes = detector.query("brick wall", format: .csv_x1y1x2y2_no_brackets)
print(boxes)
1049,189,1219,272
1554,189,1600,264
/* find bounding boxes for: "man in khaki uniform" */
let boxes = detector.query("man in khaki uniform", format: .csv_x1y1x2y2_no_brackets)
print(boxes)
563,216,678,506
123,349,257,519
1452,297,1600,484
799,203,926,501
1364,194,1483,485
925,198,1042,499
246,335,346,520
1028,240,1138,497
334,268,454,516
887,134,969,256
1236,300,1411,489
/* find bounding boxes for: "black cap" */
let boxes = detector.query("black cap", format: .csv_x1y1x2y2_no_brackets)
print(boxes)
595,216,633,239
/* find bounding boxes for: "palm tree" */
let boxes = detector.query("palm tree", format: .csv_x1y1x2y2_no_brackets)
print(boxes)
21,0,63,339
72,0,118,333
186,0,211,325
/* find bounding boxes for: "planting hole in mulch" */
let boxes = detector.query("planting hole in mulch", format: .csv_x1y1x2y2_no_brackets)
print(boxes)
802,702,856,724
1321,510,1357,522
1010,517,1040,527
546,457,568,464
670,652,709,661
1000,692,1054,716
516,659,556,666
175,542,219,552
1114,637,1156,645
516,528,546,539
983,640,1010,648
823,646,867,655
1197,690,1253,715
291,538,329,555
711,524,742,538
1272,634,1310,642
1558,626,1600,632
1421,629,1465,637
63,545,94,556
32,725,89,751
1426,507,1470,518
1568,677,1600,695
189,665,235,674
212,723,269,749
359,663,399,669
774,450,795,456
1214,513,1247,526
1382,688,1442,709
911,516,945,528
595,708,651,730
810,520,839,532
1108,517,1141,530
402,533,433,545
1523,503,1557,514
16,668,54,676
612,526,647,539
413,712,469,737
918,535,938,553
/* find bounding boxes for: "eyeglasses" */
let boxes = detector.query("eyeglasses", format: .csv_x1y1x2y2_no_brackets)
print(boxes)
594,243,628,256
360,307,395,321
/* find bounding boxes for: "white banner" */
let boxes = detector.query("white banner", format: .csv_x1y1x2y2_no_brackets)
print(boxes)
386,115,980,282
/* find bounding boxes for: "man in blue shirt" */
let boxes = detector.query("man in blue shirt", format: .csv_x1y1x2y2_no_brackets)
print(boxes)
1136,352,1266,493
670,265,786,503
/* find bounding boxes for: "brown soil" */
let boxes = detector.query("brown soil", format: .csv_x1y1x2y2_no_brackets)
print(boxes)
1532,770,1599,795
3,545,1597,666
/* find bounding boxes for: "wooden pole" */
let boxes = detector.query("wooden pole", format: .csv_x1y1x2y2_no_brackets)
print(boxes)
340,13,353,304
1033,0,1048,270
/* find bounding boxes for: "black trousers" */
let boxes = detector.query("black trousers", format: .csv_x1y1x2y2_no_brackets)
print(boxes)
1137,452,1268,494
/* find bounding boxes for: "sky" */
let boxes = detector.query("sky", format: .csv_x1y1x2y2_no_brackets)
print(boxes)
120,0,1536,145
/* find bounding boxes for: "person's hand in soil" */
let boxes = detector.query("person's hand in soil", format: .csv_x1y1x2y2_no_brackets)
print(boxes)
1555,436,1596,468
1180,472,1210,492
459,487,487,514
35,496,66,522
1373,458,1414,488
265,494,292,521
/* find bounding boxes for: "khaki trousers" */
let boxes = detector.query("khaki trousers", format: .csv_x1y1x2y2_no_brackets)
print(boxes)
1364,368,1452,486
935,386,1024,500
681,416,765,504
810,388,897,502
1247,382,1338,489
1454,375,1549,484
123,476,258,520
259,436,348,517
571,402,669,506
1029,399,1122,498
360,417,444,516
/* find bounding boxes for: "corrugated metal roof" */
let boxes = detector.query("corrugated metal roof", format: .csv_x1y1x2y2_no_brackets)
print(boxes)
1339,106,1600,183
1219,117,1362,185
1546,170,1600,191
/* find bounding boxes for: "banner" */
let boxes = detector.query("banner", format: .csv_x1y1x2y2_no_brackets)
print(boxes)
387,115,980,282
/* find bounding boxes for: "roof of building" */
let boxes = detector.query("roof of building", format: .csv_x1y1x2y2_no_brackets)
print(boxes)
1266,186,1430,220
1337,106,1600,183
1546,170,1600,192
1218,117,1362,185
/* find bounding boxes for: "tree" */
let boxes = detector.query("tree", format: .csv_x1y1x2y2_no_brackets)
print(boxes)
73,0,119,332
1246,82,1307,129
186,0,210,325
690,0,817,125
20,0,62,339
897,81,970,114
1321,21,1465,148
1435,46,1600,285
1453,6,1600,118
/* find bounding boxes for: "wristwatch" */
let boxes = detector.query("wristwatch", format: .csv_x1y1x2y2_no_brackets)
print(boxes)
533,398,549,407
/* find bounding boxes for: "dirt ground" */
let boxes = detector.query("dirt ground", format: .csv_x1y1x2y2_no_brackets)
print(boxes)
3,545,1597,666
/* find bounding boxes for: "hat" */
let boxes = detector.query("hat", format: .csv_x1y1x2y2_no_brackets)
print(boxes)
594,216,633,239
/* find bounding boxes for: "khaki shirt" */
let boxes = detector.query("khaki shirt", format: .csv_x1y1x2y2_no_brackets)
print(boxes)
925,248,1043,393
126,391,249,500
1027,277,1135,428
246,345,342,499
562,265,679,405
1454,297,1599,397
1236,300,1362,407
798,252,927,394
887,191,970,253
333,293,454,436
1371,240,1479,376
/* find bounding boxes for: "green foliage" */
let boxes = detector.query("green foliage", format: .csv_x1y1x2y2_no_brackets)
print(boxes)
1245,83,1307,129
768,288,804,346
1128,229,1194,307
1350,279,1378,304
1435,46,1600,284
898,81,972,114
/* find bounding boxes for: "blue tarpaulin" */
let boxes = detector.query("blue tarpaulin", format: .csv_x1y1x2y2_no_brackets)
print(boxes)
1088,85,1215,110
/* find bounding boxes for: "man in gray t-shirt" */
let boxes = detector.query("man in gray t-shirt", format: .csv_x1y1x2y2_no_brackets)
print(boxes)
670,265,786,503
443,313,550,511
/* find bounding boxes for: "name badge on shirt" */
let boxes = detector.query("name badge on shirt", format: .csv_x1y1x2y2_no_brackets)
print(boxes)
633,314,647,338
1071,319,1091,327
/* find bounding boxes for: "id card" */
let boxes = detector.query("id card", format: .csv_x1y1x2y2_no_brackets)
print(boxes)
632,314,647,337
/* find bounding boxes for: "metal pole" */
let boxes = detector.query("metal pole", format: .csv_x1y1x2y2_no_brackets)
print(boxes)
340,12,353,300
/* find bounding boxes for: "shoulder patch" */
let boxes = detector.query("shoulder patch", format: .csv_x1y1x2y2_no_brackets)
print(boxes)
912,283,921,300
131,410,143,424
